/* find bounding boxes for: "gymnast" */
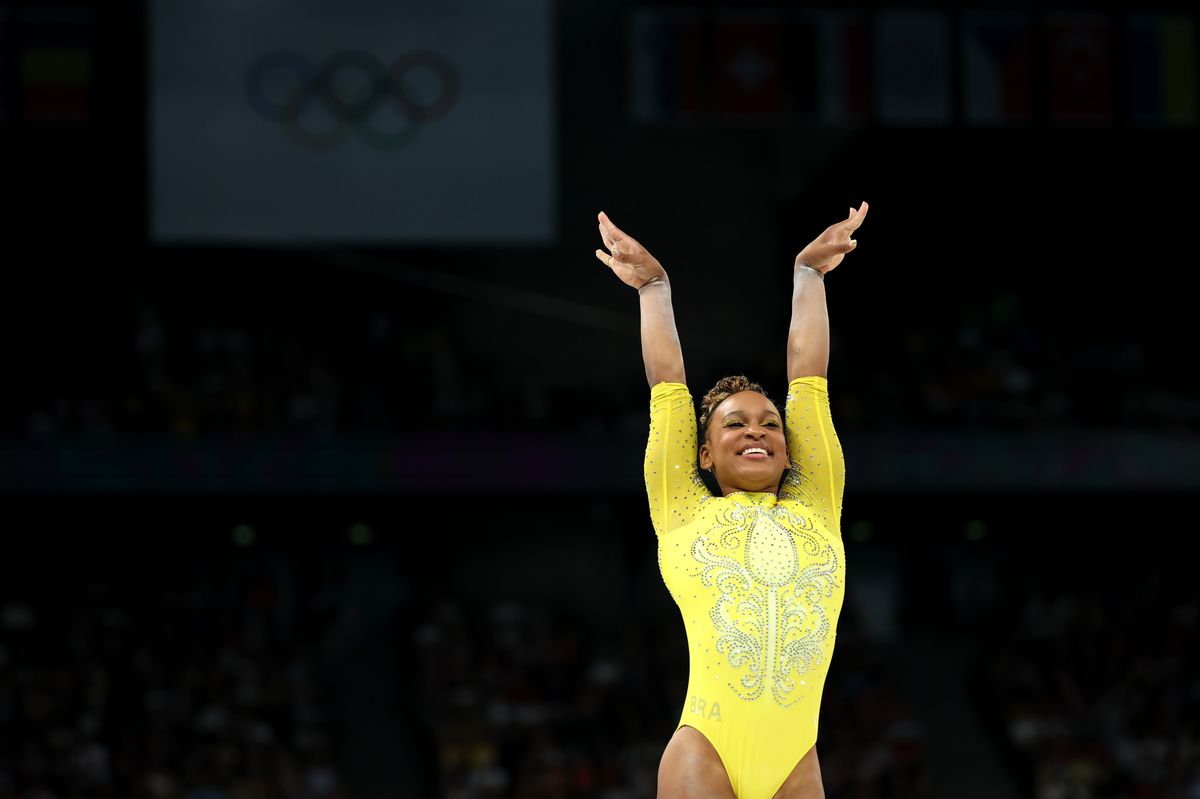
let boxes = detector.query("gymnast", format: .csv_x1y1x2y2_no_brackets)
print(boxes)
594,201,868,798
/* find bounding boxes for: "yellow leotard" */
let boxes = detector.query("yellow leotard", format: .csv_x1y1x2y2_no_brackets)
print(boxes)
646,376,846,799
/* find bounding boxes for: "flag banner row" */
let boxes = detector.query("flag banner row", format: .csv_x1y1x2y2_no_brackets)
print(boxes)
629,8,1198,128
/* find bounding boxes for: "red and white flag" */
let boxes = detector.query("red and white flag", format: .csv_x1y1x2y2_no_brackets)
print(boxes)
712,10,785,121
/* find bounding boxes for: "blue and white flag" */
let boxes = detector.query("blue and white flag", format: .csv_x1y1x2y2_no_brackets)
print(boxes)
794,10,870,125
628,7,705,124
961,11,1034,126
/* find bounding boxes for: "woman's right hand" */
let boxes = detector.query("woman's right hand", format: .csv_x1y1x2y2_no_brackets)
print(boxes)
595,211,668,290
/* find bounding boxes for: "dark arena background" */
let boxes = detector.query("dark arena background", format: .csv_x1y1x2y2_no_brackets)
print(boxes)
3,1,1198,797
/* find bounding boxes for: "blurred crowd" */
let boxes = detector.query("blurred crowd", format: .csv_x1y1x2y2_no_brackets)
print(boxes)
6,497,1193,798
14,299,564,442
1,521,936,799
411,597,934,799
977,562,1199,798
10,277,1196,443
0,548,347,799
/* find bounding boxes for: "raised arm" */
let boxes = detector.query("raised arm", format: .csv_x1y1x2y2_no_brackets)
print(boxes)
596,212,710,534
595,211,685,387
778,203,866,529
787,202,868,382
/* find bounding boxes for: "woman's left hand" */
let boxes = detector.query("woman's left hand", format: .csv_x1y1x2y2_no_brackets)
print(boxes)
794,201,869,275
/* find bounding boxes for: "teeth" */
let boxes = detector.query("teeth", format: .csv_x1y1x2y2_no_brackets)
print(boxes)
741,448,768,456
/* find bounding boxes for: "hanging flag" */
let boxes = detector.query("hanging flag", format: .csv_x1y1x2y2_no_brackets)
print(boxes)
19,5,93,122
1045,12,1114,125
628,7,705,124
790,10,869,125
873,10,951,126
1127,12,1197,127
961,11,1033,126
712,9,785,121
150,0,554,244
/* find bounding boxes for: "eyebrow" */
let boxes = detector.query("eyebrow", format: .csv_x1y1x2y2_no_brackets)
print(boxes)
722,409,781,419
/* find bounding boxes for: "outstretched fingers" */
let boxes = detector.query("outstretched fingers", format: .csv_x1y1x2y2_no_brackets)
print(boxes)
844,201,869,233
597,211,631,253
825,202,868,251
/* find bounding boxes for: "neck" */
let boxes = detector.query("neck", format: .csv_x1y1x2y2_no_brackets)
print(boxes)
719,484,777,497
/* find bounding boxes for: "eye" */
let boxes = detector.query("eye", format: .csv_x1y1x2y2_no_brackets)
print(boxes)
726,421,744,427
764,420,780,427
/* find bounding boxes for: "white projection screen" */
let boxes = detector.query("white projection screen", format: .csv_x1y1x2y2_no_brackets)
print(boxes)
149,0,554,244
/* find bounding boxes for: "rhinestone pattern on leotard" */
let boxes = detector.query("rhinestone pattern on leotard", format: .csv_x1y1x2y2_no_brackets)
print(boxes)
688,496,840,706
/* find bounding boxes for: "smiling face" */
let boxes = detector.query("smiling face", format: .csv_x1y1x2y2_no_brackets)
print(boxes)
698,390,791,495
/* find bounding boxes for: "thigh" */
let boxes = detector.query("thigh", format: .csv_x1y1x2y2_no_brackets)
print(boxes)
658,725,736,799
772,745,824,799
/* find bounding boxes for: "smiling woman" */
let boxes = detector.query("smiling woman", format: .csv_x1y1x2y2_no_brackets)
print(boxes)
698,376,791,497
594,202,867,799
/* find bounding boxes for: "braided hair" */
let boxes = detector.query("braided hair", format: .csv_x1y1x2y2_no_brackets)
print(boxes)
698,375,771,441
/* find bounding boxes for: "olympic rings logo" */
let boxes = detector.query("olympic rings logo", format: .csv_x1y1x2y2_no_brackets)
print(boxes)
245,50,461,150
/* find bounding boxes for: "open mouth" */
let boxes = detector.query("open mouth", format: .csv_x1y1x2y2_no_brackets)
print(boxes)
738,447,771,460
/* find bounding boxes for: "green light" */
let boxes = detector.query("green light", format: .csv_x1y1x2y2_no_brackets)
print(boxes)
231,524,256,547
965,520,987,541
849,520,874,542
348,523,374,546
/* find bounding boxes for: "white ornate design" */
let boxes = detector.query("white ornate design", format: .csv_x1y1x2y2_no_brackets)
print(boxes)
690,504,840,706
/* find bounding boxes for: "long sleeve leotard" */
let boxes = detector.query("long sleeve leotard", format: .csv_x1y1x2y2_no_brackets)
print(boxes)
646,376,846,799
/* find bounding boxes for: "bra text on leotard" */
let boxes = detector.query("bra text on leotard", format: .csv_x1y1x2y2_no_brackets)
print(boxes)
689,695,722,721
